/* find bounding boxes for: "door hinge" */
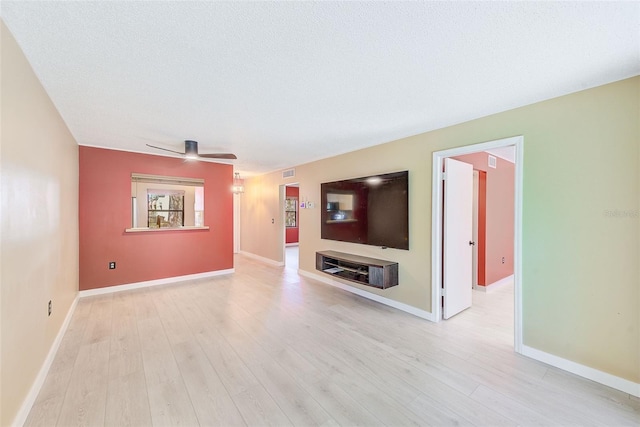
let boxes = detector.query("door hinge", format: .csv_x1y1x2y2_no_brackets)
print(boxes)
441,172,446,181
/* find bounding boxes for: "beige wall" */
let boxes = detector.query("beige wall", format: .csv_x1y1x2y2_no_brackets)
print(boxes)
1,21,79,425
241,76,639,383
240,174,286,261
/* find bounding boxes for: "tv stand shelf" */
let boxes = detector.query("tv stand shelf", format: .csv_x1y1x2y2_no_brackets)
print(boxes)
316,250,398,289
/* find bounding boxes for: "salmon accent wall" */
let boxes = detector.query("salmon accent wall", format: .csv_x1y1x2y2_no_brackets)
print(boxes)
285,186,299,244
79,146,234,290
453,152,515,285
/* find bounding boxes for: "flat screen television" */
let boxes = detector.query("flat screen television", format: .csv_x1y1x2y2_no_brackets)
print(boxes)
320,171,409,250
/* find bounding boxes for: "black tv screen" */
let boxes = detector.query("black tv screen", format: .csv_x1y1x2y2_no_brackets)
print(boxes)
320,171,409,250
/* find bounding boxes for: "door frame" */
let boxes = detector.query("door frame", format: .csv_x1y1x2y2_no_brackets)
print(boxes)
431,135,524,353
280,182,301,267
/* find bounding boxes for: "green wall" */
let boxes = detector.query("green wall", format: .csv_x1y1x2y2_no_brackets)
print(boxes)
242,76,639,384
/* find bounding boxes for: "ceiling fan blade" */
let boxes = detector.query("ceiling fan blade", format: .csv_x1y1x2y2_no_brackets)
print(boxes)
146,143,185,155
198,153,238,159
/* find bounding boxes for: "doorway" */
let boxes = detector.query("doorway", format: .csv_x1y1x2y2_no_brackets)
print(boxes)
282,183,300,269
431,136,523,353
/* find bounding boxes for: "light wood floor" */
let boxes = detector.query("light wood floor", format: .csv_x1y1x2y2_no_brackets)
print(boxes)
26,250,640,426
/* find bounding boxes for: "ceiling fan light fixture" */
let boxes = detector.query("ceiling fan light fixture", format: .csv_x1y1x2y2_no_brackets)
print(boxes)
184,139,198,159
146,140,237,160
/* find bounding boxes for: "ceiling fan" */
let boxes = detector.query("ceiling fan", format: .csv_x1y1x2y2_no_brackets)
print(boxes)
146,140,237,160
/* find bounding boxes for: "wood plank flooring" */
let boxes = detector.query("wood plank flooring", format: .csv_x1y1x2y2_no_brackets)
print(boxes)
25,250,640,426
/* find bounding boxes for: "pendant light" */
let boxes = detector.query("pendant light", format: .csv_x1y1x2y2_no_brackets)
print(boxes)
232,172,244,194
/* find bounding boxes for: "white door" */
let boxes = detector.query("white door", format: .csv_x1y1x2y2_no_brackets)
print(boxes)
443,158,474,319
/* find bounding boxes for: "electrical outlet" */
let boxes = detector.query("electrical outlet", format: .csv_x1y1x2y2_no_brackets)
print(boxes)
48,300,52,316
109,261,116,269
502,257,505,264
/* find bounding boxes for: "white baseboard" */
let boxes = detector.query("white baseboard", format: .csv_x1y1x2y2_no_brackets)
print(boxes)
79,269,235,298
522,345,640,398
13,294,79,427
15,269,234,425
300,269,640,399
474,274,514,293
239,251,285,267
298,269,436,322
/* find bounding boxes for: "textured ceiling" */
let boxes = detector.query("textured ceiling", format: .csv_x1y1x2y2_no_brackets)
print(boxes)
2,1,639,175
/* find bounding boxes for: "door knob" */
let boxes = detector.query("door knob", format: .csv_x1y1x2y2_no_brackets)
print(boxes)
469,241,475,246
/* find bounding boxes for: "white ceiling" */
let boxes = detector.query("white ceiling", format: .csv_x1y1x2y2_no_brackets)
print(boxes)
2,2,638,175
